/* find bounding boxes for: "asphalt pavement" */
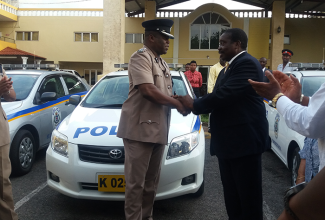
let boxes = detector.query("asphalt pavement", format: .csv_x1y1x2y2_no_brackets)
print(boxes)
11,132,291,220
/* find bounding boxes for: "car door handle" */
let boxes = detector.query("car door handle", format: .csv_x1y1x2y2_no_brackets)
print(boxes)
65,101,70,105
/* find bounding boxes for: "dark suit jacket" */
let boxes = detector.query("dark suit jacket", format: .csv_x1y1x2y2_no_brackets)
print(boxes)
193,52,268,159
263,68,273,82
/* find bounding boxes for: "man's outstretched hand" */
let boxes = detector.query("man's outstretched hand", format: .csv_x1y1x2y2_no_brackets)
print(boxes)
177,94,194,112
248,70,302,103
248,70,281,100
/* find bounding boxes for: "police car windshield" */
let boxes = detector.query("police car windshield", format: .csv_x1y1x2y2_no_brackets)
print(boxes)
2,74,39,101
301,76,325,97
81,75,188,108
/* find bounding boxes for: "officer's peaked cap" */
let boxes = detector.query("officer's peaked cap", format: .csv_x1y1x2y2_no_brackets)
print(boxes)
282,49,293,56
142,19,174,39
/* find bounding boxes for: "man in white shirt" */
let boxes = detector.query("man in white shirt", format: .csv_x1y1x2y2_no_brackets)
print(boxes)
277,49,296,73
207,57,226,132
249,70,325,220
259,57,272,82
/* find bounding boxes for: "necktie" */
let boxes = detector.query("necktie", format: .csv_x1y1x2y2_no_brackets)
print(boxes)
224,63,229,73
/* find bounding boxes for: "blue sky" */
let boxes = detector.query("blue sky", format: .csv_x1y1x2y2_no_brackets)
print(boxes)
19,0,261,10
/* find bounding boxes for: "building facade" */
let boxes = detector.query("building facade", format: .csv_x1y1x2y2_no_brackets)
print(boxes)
1,1,325,87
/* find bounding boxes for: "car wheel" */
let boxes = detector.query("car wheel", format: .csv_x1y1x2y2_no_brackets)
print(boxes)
10,130,36,176
291,147,301,186
191,180,204,198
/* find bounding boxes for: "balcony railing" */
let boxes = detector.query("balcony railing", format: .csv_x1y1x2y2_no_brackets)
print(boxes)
0,0,18,15
127,9,325,19
0,36,15,43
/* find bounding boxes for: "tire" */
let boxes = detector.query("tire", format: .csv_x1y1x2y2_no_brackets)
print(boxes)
10,130,36,176
191,180,204,198
290,147,301,186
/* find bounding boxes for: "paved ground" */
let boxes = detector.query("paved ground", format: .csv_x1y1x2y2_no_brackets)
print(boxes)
11,131,291,220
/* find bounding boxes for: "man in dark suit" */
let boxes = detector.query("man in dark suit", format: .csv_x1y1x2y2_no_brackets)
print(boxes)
177,28,268,220
259,57,272,82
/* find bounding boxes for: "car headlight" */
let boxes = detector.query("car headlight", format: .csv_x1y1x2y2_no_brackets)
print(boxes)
51,129,69,157
167,131,199,159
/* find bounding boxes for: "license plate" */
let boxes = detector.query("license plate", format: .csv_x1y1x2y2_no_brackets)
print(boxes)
98,175,126,192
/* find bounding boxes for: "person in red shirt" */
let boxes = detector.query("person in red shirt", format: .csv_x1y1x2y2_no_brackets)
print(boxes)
184,60,202,98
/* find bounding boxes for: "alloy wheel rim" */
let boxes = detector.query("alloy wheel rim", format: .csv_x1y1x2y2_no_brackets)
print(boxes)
19,137,33,169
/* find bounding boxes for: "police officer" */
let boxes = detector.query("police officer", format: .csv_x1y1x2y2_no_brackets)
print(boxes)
117,19,188,220
0,65,18,220
277,49,296,73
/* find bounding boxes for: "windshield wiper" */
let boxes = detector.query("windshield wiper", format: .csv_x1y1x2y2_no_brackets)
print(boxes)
91,104,122,108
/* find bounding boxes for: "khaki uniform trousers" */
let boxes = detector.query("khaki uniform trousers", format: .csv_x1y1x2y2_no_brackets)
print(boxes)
123,139,165,220
0,143,18,220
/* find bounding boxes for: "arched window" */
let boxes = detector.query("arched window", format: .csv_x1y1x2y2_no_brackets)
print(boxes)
190,12,231,50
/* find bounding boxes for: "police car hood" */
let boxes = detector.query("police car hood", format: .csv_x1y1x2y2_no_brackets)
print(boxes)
58,106,197,146
1,101,23,114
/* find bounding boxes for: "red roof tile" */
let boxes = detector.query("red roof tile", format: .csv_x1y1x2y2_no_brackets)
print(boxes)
0,47,46,59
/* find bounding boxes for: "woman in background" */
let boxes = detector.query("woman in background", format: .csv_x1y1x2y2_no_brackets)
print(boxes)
184,60,202,98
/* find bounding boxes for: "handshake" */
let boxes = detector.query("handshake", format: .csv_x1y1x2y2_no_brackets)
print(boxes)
172,94,195,116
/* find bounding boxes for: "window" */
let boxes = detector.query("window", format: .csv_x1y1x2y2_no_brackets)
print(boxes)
16,31,39,41
125,33,144,43
39,77,65,99
62,75,87,95
269,35,290,44
190,13,230,50
74,32,98,42
84,69,103,86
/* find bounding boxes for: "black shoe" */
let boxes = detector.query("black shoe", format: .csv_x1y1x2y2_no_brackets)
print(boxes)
208,129,211,133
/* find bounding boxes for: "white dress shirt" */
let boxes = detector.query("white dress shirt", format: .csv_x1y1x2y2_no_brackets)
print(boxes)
277,82,325,170
277,62,297,73
229,51,246,65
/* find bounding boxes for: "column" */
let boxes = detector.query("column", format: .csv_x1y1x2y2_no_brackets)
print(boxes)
270,1,285,70
103,0,125,77
35,59,41,69
145,0,156,21
173,18,179,64
21,56,28,70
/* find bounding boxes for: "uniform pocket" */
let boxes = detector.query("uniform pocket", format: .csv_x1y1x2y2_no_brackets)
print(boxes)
139,113,160,125
153,73,164,89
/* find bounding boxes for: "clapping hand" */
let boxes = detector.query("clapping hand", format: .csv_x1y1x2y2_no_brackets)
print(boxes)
0,75,12,96
273,70,302,103
248,70,301,103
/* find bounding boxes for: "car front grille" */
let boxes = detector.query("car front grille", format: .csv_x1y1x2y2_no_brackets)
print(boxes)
78,144,125,164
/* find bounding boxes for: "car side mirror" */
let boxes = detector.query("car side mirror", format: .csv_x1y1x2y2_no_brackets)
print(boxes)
40,92,57,102
69,95,81,106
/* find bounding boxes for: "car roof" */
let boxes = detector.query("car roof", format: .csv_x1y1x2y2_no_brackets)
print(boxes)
5,70,73,76
102,70,182,77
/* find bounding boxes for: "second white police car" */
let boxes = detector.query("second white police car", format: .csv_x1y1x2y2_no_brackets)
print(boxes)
265,63,325,185
46,67,205,200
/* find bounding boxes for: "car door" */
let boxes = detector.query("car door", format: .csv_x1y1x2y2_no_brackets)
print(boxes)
61,74,88,113
266,101,284,159
36,75,66,147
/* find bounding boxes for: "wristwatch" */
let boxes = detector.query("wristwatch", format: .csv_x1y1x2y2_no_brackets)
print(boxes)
284,182,307,220
272,93,284,108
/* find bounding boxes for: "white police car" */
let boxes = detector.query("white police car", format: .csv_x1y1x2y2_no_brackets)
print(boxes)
265,64,325,184
46,68,205,200
2,67,90,176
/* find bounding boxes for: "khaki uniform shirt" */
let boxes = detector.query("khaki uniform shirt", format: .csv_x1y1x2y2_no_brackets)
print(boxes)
117,46,173,145
0,69,11,146
207,62,225,93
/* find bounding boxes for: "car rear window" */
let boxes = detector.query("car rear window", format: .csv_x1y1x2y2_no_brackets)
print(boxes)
81,75,188,108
